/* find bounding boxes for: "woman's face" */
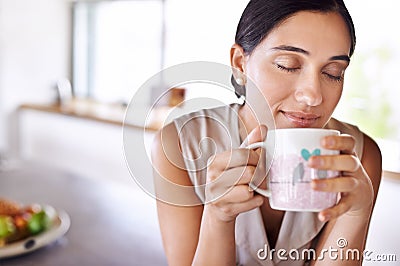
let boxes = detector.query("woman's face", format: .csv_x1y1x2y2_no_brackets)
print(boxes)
242,11,351,129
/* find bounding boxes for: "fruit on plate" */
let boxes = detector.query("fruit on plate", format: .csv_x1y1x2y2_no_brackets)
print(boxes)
0,198,53,247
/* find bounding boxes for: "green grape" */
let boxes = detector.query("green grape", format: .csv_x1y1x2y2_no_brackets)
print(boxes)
0,216,16,238
27,211,50,235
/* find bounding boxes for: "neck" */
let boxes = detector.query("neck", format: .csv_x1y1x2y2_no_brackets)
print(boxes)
238,104,259,142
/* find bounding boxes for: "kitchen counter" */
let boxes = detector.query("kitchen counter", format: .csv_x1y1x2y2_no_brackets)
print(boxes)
19,99,159,131
0,162,167,266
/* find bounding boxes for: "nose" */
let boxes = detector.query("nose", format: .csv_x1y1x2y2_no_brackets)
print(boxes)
294,74,322,107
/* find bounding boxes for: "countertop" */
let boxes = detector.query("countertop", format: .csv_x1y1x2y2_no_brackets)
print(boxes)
0,162,167,266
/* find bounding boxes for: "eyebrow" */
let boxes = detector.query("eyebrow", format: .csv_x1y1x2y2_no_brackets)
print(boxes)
271,45,350,62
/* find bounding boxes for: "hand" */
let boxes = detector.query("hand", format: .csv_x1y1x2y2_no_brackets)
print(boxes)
204,125,267,223
308,134,374,222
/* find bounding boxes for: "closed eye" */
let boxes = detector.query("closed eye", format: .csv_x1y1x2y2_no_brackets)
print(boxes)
276,63,344,82
323,72,343,82
276,64,300,73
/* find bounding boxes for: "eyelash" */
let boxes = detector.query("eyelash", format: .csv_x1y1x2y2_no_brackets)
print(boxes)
276,64,343,82
276,64,299,73
323,72,343,82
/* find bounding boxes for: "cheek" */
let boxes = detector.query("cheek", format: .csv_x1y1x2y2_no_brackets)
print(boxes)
246,68,292,105
323,86,343,109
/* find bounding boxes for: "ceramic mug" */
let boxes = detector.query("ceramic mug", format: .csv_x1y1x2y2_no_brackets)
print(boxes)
246,128,340,212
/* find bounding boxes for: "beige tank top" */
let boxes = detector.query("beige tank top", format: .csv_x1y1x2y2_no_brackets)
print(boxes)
174,103,364,266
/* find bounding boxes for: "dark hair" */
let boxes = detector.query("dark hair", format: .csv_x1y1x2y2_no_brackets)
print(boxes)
232,0,356,98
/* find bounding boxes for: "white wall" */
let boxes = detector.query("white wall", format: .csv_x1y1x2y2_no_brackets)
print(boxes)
0,0,71,155
18,109,155,187
0,0,156,187
0,1,5,153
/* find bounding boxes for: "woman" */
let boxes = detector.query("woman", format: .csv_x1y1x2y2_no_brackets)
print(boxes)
152,0,382,265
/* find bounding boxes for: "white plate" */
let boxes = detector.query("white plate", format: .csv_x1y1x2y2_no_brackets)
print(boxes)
0,206,71,259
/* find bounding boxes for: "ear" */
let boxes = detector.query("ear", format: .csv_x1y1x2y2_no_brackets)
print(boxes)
230,43,247,76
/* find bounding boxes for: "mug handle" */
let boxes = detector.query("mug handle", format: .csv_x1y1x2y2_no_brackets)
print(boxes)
244,142,272,198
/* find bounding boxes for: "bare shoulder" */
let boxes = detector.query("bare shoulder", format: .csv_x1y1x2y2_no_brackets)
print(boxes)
361,133,381,160
361,133,382,201
152,122,179,157
151,122,192,186
152,122,202,206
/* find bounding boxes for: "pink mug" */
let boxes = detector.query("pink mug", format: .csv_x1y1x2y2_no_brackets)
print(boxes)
246,128,340,212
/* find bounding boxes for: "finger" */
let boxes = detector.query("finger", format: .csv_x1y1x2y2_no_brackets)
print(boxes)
234,166,258,185
218,184,257,204
240,125,268,147
318,194,352,222
311,176,359,192
207,166,259,201
321,134,356,154
208,149,260,172
308,154,360,172
219,195,264,217
208,165,256,185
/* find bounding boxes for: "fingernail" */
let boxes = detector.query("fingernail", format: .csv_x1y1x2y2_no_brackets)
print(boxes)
260,125,268,140
319,213,330,222
248,185,254,192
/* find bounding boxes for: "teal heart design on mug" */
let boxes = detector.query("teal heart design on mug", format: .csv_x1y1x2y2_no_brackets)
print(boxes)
301,148,321,161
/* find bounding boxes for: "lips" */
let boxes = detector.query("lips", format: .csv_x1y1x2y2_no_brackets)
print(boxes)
281,111,320,127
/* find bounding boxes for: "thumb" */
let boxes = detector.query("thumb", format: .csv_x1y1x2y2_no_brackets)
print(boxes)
240,125,268,148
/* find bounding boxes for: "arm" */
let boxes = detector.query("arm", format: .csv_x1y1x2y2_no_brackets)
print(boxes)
152,123,203,265
152,123,265,266
310,133,382,265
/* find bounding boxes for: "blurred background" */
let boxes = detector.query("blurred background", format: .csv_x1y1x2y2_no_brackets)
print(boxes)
0,0,399,264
